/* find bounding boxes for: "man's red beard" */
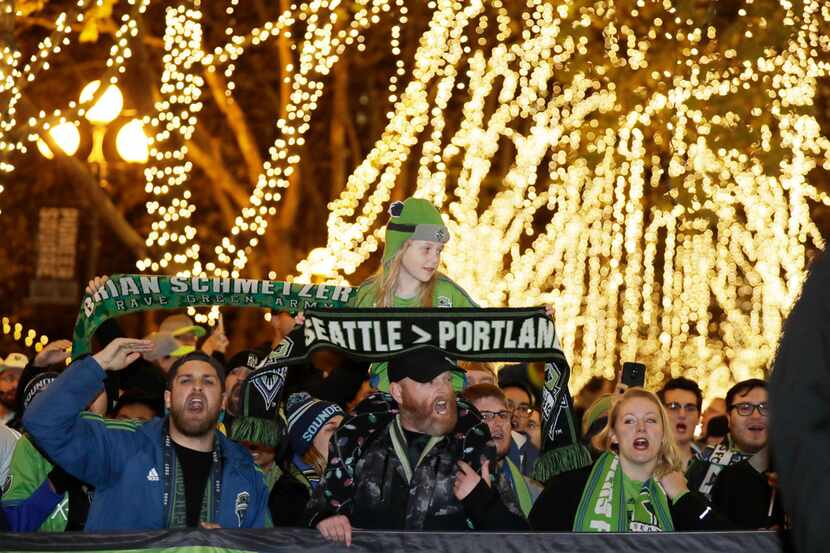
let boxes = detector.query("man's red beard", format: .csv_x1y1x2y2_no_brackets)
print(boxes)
401,390,458,436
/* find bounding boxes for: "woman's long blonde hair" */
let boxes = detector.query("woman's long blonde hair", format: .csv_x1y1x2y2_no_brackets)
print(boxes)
597,388,683,479
301,444,327,478
373,240,438,307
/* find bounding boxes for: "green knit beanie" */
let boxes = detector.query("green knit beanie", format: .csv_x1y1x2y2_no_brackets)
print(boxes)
382,197,450,263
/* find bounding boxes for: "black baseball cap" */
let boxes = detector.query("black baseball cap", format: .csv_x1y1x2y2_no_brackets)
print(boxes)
388,349,463,384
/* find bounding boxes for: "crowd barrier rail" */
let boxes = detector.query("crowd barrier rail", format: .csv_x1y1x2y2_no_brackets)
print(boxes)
0,527,788,553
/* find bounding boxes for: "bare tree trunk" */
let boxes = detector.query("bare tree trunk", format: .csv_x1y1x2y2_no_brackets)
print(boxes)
331,57,348,197
277,0,293,120
203,69,263,187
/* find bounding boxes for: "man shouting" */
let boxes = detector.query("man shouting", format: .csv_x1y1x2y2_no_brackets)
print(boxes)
308,349,491,545
23,339,269,530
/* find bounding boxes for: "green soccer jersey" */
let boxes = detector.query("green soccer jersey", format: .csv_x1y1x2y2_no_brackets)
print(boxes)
349,273,479,392
4,435,68,532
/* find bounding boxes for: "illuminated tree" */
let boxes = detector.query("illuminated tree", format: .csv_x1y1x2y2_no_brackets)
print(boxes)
2,0,830,395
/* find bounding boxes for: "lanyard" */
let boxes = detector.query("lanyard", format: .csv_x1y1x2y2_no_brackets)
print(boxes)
162,421,224,527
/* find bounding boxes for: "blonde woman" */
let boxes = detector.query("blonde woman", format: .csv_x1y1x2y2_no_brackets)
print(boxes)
349,197,477,392
529,388,732,532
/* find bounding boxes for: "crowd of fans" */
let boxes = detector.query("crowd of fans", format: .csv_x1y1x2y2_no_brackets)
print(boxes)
0,198,783,539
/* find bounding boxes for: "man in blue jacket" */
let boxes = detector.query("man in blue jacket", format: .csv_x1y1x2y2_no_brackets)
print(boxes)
23,338,270,530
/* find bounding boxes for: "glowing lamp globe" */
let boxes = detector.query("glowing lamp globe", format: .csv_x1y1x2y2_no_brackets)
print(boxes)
80,80,123,125
36,122,81,159
116,119,150,163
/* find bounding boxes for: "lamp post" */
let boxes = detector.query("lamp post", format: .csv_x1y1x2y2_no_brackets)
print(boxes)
37,80,148,164
36,80,149,284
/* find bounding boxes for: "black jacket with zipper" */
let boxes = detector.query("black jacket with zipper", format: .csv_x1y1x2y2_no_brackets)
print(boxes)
528,462,734,532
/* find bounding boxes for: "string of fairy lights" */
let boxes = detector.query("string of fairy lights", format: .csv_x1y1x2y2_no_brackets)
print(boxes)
294,0,830,398
1,317,50,353
2,0,830,396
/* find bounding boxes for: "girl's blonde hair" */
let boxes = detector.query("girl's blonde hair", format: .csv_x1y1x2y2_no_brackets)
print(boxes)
374,240,438,307
597,388,683,479
301,444,327,477
457,361,498,379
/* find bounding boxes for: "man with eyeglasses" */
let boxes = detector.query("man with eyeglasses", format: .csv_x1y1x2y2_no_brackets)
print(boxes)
687,379,769,501
499,369,540,477
454,384,542,529
658,377,703,471
708,379,782,529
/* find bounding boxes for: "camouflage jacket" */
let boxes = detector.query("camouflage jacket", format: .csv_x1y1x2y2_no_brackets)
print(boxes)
306,392,490,531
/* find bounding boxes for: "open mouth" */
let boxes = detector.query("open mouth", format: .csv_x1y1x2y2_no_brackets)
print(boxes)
675,423,688,434
633,437,650,451
748,424,766,433
186,395,206,413
434,399,449,415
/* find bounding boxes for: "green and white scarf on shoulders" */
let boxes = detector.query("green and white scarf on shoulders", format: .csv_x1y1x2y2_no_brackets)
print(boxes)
573,451,674,533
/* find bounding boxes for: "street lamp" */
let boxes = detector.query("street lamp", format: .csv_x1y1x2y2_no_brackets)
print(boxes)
36,80,149,164
34,79,150,291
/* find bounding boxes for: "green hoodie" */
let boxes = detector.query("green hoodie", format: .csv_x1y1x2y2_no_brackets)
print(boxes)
3,435,68,532
349,273,478,391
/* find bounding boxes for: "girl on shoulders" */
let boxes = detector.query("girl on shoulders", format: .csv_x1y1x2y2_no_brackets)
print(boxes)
350,197,477,391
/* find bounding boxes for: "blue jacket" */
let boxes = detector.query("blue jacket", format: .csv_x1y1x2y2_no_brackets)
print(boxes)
23,356,269,531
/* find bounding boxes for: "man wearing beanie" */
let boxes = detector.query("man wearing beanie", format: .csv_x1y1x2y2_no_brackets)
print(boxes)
308,350,491,545
269,392,344,527
349,197,478,392
23,340,269,530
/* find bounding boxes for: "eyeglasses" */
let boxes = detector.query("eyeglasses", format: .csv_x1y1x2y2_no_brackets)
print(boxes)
665,402,699,414
730,402,769,417
505,399,532,417
479,410,511,422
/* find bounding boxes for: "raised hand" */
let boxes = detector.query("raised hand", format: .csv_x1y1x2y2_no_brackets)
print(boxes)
659,470,690,501
453,459,490,500
34,339,72,368
317,514,352,546
86,275,110,297
92,338,154,372
202,312,229,355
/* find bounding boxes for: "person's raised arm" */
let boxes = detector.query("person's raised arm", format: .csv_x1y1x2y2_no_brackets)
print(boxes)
22,338,153,487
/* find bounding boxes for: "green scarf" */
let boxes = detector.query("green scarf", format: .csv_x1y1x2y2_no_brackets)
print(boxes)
163,428,223,529
71,274,355,358
503,457,533,518
573,452,674,533
389,415,443,484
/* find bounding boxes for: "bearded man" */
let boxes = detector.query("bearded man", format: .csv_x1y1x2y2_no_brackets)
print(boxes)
23,340,269,530
310,350,491,545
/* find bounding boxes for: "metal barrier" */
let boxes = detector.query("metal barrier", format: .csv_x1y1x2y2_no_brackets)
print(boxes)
0,527,787,553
